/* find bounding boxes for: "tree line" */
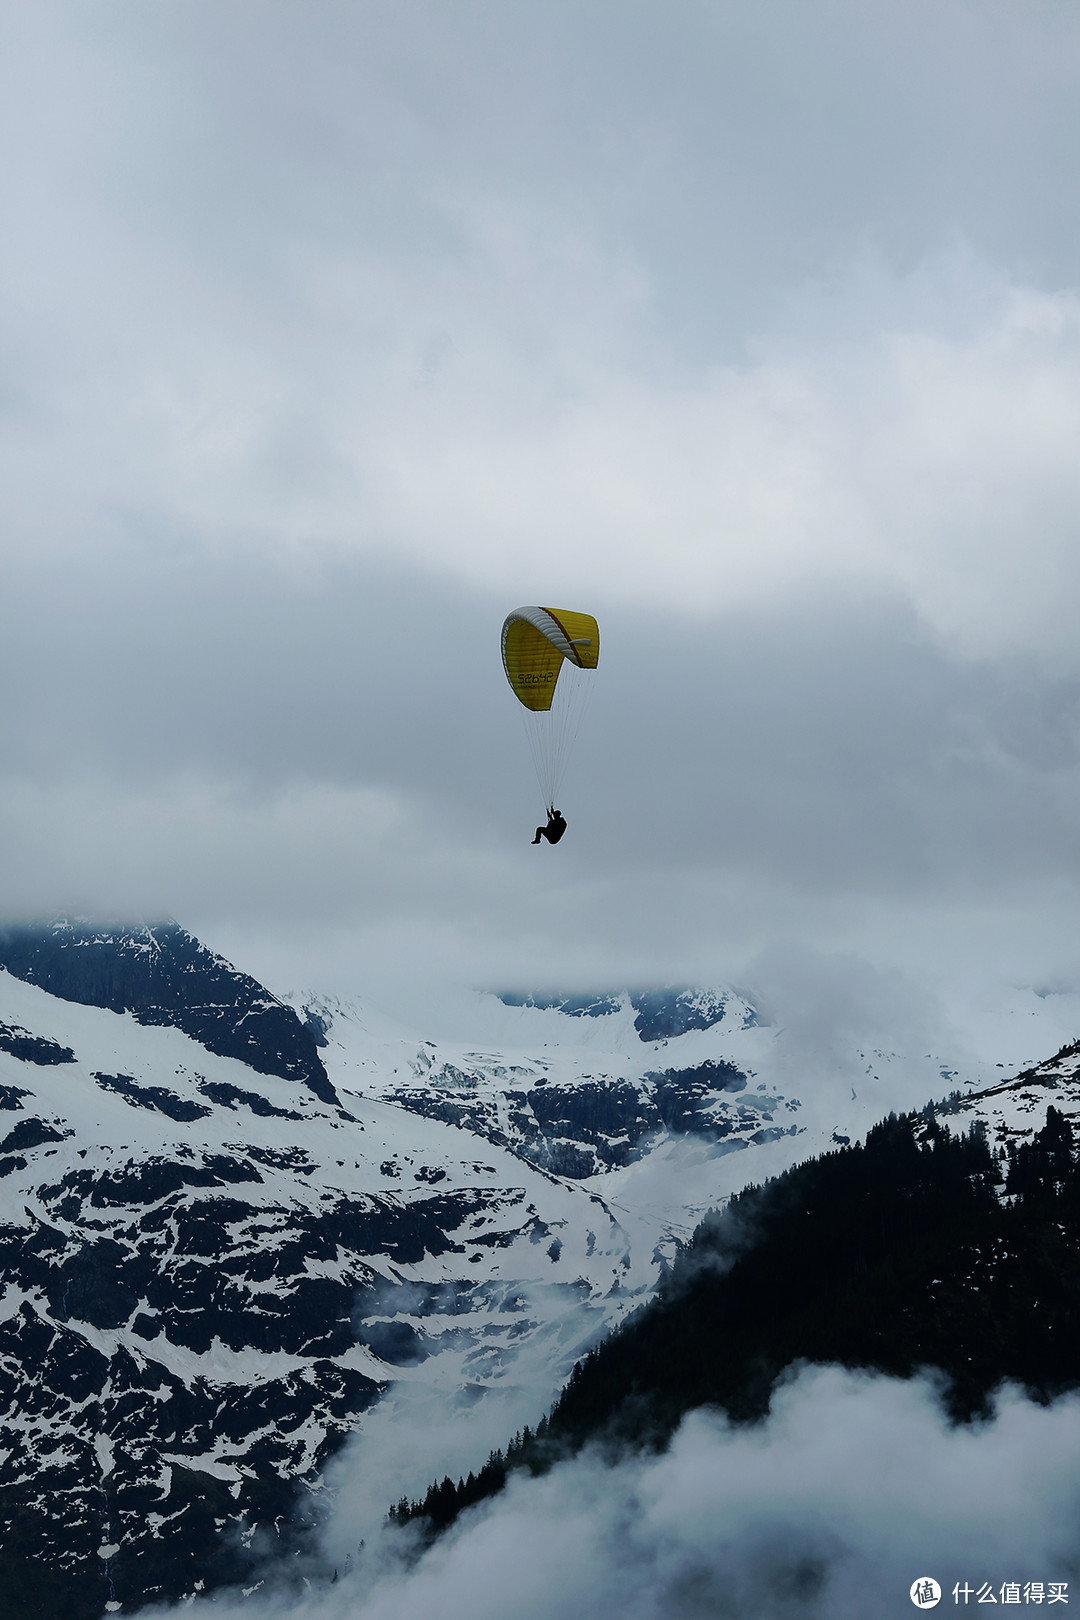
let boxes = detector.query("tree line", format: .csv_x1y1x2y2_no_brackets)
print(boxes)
391,1102,1080,1538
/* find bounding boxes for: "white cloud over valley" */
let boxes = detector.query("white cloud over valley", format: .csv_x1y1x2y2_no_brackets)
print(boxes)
165,1368,1080,1620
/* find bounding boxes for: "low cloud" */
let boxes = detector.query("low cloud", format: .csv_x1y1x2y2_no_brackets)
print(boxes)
6,9,1080,657
745,942,952,1088
160,1365,1080,1620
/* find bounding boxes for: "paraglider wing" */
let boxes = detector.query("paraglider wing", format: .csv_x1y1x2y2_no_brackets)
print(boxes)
501,607,600,810
500,607,599,711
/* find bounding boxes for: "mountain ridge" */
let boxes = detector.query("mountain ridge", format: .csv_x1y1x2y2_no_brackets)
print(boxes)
393,1099,1080,1540
0,918,339,1105
2,919,1077,1616
0,926,672,1617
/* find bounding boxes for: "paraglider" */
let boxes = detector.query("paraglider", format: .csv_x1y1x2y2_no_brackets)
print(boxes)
501,606,600,841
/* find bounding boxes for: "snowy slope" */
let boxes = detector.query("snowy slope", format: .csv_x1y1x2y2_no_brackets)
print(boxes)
928,1036,1080,1148
1,919,1076,1618
0,929,662,1618
289,977,1034,1243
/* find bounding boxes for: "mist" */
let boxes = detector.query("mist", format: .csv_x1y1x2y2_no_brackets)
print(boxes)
153,1366,1080,1619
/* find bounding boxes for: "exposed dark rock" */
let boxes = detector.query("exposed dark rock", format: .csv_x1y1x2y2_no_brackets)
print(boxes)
355,1319,432,1365
631,988,742,1041
0,1147,524,1615
496,991,624,1018
0,1288,382,1620
94,1071,213,1122
0,1022,76,1065
749,1124,799,1146
528,1138,598,1178
0,1118,68,1154
198,1080,302,1120
51,1237,143,1329
494,987,745,1041
651,1060,748,1135
302,1007,331,1046
41,1155,265,1210
1,926,680,1620
0,920,338,1105
525,1081,649,1140
383,1059,766,1178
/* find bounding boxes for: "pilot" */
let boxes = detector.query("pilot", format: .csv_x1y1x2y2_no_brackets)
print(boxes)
531,808,567,846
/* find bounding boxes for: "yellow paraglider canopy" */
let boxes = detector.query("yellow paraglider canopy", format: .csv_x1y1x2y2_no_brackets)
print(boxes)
501,607,600,712
501,607,600,810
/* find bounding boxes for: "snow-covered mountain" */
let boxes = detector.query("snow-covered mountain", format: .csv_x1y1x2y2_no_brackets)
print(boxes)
288,974,1038,1243
934,1036,1080,1144
0,925,709,1616
0,919,1074,1617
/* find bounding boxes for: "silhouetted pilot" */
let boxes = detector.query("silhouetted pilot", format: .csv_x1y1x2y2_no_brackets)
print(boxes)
531,808,567,845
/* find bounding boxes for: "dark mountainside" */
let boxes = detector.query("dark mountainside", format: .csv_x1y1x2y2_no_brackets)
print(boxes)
382,1054,788,1180
0,924,376,1620
0,919,339,1105
0,920,661,1620
496,986,754,1041
394,1105,1080,1536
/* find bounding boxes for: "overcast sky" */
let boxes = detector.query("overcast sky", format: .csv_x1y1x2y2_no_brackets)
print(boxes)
4,0,1080,1022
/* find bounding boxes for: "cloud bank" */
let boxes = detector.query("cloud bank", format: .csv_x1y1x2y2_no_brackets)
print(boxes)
3,0,1080,1007
163,1366,1080,1620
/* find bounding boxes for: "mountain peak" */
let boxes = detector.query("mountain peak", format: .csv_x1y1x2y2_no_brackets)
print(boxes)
494,985,758,1041
0,918,338,1105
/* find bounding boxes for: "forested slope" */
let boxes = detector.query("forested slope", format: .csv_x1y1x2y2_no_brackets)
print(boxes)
397,1105,1080,1533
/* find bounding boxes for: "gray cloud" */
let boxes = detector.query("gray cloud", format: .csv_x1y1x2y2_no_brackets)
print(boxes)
159,1366,1080,1620
4,542,1080,1004
12,1,1077,357
3,1,1080,1005
2,547,1076,841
